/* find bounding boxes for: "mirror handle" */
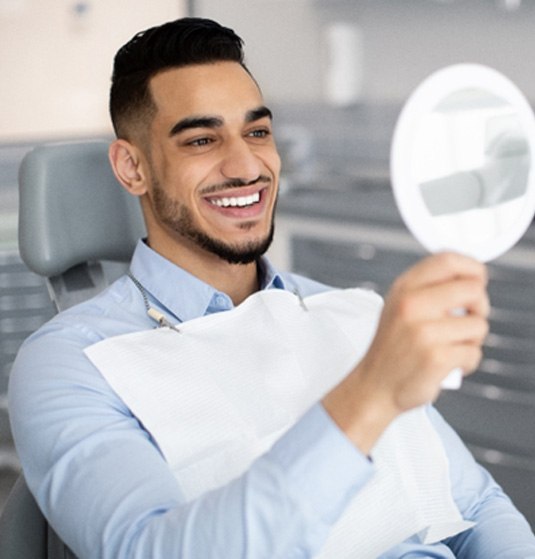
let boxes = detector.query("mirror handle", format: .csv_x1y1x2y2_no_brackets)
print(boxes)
441,367,463,390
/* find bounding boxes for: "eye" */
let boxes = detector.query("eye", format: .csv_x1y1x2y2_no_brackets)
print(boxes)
187,137,214,147
247,128,271,139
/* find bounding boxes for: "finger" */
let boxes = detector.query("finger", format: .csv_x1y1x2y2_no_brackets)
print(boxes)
421,315,490,346
405,278,490,321
426,345,483,383
395,252,488,292
401,316,488,368
417,336,485,378
447,344,484,377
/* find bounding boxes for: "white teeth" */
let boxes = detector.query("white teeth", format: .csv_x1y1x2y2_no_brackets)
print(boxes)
210,192,260,208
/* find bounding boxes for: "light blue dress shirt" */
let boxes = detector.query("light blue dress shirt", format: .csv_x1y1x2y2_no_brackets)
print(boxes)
9,240,535,558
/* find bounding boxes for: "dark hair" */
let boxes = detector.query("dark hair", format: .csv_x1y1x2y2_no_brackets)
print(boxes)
109,17,247,140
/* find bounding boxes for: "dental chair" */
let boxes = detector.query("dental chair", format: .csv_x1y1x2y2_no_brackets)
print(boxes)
0,140,146,558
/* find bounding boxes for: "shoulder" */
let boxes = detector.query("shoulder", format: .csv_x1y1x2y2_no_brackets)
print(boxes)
8,274,151,419
278,271,334,296
22,274,150,349
280,270,384,306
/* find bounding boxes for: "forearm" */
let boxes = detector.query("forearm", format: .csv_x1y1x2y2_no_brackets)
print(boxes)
129,412,366,558
128,405,372,559
18,398,371,559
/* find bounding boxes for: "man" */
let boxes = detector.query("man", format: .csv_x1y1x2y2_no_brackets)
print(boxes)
9,17,535,558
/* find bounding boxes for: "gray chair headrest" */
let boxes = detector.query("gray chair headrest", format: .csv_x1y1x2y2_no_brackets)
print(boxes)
18,140,146,277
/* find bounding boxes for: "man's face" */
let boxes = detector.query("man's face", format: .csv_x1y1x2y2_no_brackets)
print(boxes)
141,62,281,265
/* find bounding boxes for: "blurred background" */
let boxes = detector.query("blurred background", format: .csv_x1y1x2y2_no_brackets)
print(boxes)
1,0,534,532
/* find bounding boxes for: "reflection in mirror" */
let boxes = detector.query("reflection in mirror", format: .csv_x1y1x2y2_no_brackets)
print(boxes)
418,89,529,215
414,87,531,248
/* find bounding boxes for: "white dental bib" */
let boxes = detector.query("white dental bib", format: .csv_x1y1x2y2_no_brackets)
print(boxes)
85,288,473,557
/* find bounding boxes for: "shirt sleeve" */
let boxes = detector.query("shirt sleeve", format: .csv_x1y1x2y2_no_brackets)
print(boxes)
427,405,535,558
8,321,373,559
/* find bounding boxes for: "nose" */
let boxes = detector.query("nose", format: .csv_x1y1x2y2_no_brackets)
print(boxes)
220,138,263,183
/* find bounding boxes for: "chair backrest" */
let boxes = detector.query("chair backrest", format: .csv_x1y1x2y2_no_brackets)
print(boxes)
0,140,146,558
18,139,146,310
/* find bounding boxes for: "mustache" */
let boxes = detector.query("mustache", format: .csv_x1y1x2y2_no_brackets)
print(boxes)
200,175,272,196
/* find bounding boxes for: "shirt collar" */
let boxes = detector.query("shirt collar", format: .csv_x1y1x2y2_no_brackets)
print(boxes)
129,240,288,323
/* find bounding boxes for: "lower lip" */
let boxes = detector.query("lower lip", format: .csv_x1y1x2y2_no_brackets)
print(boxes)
204,188,269,219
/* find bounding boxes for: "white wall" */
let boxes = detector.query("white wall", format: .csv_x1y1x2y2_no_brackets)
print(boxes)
0,0,186,142
196,0,325,104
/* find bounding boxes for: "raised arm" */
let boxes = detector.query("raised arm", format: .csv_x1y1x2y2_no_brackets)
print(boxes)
323,252,490,453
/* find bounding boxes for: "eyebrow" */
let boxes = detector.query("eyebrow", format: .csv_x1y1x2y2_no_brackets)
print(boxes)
245,105,273,123
168,105,273,137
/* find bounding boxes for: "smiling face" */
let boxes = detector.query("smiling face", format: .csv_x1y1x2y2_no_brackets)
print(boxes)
137,61,281,267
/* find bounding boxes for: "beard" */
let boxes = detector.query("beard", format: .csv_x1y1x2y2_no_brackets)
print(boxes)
152,179,275,265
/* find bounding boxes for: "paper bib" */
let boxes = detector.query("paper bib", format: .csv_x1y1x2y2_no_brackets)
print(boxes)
85,288,473,557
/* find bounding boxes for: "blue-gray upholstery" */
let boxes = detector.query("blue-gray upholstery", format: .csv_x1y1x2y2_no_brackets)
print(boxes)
19,140,144,277
18,140,145,311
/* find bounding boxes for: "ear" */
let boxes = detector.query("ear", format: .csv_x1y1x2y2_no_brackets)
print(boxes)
108,139,148,196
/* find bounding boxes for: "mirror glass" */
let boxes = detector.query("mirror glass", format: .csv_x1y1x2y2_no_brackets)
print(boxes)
391,64,535,262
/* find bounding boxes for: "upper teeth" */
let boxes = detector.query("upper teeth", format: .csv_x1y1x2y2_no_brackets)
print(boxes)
210,192,260,208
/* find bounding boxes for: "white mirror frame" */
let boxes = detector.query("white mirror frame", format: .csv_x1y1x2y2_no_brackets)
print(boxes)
391,63,535,262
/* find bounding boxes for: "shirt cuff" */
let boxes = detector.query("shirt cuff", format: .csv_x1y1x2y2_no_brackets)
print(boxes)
267,403,374,526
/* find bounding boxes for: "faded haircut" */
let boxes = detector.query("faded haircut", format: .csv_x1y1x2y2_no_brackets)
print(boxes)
109,17,248,141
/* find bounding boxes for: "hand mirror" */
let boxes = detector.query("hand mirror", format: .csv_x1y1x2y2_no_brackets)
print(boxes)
390,63,535,388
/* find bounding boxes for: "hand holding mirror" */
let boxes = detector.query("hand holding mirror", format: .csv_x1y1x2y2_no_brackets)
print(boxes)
390,64,535,388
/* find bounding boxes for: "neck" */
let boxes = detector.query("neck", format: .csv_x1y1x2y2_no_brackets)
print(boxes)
146,233,261,306
189,256,260,306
